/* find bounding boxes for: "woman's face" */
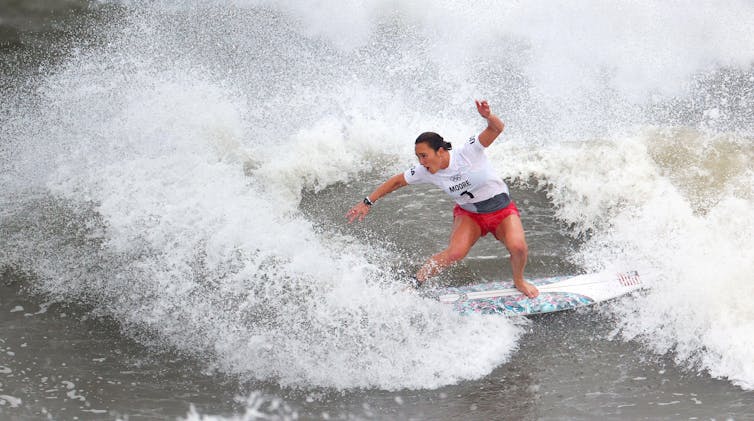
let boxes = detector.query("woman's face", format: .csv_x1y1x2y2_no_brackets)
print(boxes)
415,142,448,174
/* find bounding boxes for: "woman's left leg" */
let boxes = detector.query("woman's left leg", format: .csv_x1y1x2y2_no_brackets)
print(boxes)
494,214,539,298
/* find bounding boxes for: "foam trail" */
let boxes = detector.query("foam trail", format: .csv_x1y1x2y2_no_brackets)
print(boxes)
1,4,522,390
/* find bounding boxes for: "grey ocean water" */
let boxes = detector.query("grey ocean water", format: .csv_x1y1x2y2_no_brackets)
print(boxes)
2,1,754,420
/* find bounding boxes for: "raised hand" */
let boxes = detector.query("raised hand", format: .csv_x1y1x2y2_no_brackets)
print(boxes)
475,99,491,119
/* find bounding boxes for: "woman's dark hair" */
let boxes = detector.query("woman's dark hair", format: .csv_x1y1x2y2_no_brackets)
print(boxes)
415,132,452,151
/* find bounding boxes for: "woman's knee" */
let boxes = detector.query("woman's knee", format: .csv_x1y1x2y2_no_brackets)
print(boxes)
444,246,470,263
506,239,528,257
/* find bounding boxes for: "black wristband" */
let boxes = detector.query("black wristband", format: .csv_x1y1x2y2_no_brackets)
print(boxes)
363,197,373,206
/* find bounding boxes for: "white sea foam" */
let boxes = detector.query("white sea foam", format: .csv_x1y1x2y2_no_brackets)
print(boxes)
183,391,298,421
505,128,754,389
0,394,22,408
1,12,521,390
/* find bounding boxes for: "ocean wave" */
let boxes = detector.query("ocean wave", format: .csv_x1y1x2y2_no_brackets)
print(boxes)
1,0,753,391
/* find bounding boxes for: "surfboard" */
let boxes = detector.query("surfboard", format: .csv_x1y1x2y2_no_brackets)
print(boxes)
437,270,644,316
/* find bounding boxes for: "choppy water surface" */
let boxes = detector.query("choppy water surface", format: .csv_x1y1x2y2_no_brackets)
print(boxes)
1,1,753,419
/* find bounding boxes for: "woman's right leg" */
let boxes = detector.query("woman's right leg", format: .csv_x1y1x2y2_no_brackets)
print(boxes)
416,215,481,283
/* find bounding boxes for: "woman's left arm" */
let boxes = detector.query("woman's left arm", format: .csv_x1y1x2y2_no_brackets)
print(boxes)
475,100,505,147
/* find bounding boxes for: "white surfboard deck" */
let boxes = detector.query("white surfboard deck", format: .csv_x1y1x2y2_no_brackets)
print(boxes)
437,270,645,316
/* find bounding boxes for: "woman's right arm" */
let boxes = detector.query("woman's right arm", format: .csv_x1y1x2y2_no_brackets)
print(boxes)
346,173,408,223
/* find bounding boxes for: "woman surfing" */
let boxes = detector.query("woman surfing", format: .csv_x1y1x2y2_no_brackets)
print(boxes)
346,100,539,298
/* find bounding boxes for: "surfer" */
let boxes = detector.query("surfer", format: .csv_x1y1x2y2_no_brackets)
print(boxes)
346,100,539,298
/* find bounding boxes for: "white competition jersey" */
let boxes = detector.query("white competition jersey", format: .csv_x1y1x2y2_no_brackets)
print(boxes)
403,135,510,212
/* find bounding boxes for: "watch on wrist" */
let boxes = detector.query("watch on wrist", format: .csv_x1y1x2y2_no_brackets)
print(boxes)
363,196,374,206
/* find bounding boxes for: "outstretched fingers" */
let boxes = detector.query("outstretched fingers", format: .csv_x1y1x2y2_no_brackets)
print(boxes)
345,203,369,223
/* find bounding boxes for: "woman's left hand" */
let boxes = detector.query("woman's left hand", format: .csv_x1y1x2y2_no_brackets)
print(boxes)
475,99,491,119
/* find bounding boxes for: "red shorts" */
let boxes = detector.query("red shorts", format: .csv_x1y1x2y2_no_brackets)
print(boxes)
453,201,520,237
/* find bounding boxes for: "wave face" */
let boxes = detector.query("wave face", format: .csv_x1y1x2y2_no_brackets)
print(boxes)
1,1,753,390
